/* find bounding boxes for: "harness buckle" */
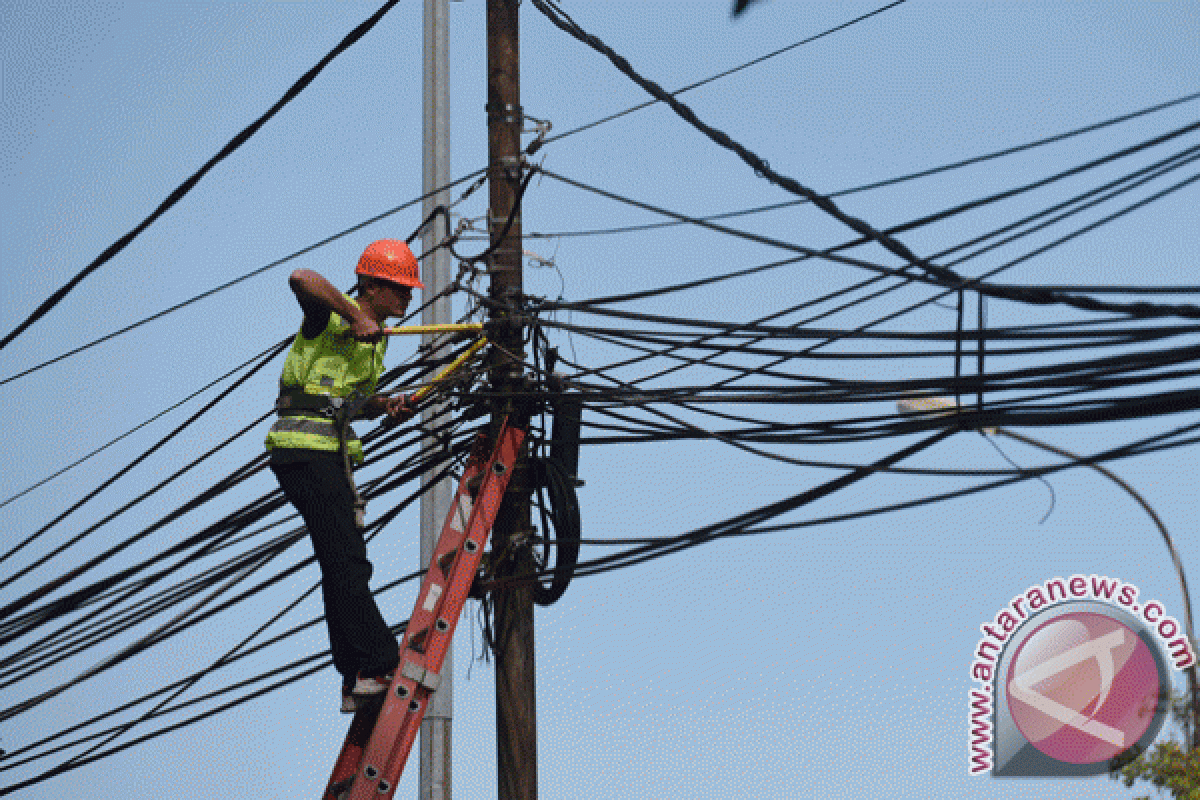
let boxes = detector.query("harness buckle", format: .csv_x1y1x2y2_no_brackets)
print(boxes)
322,396,345,418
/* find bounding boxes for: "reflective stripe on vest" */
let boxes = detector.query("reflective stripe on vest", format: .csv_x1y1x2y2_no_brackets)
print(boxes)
265,416,362,458
271,417,356,439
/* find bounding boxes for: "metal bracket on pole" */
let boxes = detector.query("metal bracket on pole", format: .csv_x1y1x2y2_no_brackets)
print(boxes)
489,155,524,182
485,102,524,124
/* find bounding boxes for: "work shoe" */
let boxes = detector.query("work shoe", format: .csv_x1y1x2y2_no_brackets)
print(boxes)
340,672,392,713
340,684,358,714
350,670,394,698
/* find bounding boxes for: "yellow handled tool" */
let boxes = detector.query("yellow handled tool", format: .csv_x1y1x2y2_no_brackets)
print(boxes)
383,323,484,336
411,336,489,403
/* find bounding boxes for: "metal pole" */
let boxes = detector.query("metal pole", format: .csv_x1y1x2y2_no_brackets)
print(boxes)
420,1,453,798
486,2,538,799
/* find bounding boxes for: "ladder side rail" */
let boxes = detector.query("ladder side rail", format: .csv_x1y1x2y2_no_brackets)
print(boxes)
339,422,525,800
323,433,493,800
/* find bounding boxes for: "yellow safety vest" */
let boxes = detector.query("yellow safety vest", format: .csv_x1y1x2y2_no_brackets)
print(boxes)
264,297,387,464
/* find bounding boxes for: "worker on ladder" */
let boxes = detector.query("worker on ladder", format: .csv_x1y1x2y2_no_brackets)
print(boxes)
265,239,421,713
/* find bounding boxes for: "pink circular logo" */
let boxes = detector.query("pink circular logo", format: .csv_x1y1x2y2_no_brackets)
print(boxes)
1006,611,1163,765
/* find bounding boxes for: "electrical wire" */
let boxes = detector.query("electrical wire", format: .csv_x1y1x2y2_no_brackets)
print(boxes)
531,0,1200,322
529,92,1200,244
6,6,1200,782
0,167,488,388
534,0,909,150
0,0,404,354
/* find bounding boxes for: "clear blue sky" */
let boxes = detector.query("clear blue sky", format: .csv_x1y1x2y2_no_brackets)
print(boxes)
2,2,1199,798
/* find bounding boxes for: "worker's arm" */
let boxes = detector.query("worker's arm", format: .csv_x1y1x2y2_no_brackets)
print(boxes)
288,269,381,341
360,395,387,419
360,394,417,426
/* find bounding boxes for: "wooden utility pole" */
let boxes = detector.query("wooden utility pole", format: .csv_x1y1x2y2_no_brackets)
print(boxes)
486,1,538,799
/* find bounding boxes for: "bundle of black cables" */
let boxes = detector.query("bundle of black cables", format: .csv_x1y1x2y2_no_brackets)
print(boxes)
530,454,581,607
530,357,583,607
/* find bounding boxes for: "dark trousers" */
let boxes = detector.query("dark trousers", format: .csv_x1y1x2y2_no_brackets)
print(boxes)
271,457,398,681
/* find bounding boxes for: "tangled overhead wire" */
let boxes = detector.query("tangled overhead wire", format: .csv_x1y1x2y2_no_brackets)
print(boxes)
6,3,1200,792
0,199,502,792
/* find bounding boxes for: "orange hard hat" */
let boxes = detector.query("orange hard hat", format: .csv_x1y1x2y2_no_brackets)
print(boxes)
355,239,424,290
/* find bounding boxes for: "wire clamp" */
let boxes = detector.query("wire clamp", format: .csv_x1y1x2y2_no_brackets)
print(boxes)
322,395,346,418
523,113,553,155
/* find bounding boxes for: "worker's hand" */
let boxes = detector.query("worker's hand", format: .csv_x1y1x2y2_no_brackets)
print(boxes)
349,314,383,343
383,394,417,428
359,395,388,419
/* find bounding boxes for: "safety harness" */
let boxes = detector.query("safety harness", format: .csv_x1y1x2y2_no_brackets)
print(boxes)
276,388,372,530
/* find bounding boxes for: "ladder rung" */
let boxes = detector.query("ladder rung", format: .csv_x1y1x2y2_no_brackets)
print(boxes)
400,661,441,691
421,583,443,613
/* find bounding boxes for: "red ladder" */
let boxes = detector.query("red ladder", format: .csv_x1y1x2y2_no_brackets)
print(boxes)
324,420,526,800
